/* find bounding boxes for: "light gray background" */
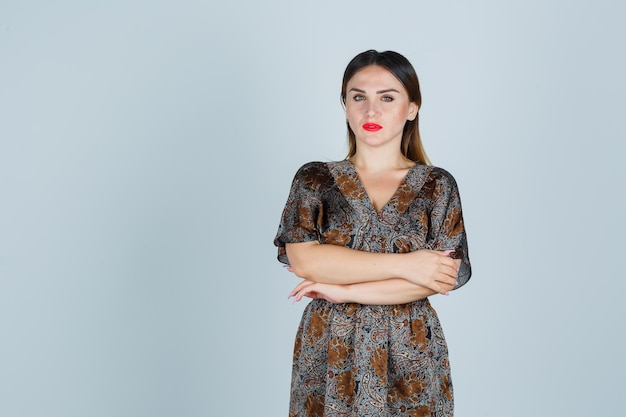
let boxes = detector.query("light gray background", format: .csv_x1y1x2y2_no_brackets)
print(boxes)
1,1,624,416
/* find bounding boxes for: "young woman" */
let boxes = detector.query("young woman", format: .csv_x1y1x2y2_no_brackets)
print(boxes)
274,50,471,417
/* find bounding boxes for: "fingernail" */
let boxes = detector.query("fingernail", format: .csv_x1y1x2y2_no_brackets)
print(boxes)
444,292,450,296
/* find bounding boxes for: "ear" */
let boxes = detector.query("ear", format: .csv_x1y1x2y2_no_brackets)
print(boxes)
407,102,419,121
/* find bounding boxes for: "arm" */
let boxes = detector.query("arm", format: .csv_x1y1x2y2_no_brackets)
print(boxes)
344,279,444,304
289,261,459,305
345,256,460,303
286,241,458,295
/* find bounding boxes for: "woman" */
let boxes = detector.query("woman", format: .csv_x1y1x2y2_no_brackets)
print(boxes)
274,50,471,417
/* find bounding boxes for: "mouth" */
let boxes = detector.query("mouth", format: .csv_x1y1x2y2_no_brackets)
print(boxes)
362,123,383,132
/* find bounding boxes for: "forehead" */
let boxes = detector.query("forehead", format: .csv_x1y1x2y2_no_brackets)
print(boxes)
347,65,405,91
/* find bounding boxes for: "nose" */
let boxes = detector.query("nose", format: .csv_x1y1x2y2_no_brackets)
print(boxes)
366,101,380,117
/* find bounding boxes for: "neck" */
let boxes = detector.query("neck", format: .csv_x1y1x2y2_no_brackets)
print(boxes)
350,148,414,173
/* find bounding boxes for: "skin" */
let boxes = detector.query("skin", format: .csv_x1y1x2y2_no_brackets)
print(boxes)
287,65,460,305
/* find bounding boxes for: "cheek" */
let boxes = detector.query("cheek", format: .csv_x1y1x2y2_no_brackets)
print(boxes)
394,105,411,122
345,106,361,125
347,117,360,133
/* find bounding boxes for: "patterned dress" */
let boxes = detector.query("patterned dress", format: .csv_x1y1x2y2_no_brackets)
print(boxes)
274,160,471,417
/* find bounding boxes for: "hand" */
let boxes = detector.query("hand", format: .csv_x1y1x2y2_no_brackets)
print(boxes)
403,250,460,295
289,280,347,304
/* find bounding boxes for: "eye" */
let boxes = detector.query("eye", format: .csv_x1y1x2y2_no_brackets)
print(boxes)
352,94,366,101
381,96,394,102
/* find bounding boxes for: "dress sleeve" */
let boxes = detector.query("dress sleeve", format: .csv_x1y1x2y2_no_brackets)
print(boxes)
273,162,324,265
428,169,472,289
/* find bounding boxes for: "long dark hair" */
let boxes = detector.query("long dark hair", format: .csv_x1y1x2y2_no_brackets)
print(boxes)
341,50,430,165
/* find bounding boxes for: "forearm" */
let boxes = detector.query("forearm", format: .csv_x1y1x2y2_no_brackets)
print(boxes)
285,242,405,285
343,279,439,305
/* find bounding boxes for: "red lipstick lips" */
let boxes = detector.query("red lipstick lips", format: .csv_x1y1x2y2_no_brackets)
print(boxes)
363,123,382,132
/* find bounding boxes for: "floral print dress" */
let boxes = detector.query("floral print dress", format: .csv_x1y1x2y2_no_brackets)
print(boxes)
274,160,471,417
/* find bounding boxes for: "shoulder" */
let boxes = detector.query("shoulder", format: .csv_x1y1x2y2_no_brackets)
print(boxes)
295,161,328,175
420,165,462,197
292,161,335,190
427,166,459,186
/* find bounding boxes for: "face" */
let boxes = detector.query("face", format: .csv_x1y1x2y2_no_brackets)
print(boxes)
344,65,418,152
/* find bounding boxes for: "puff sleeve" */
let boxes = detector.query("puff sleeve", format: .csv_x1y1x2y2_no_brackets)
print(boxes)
428,168,472,289
273,162,326,265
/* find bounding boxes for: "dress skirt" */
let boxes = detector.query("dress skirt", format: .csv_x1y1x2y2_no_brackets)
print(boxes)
289,298,453,417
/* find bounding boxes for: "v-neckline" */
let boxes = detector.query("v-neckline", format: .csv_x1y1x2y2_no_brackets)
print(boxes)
345,160,416,216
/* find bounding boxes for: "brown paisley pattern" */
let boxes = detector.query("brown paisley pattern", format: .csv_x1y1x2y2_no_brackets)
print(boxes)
274,160,471,416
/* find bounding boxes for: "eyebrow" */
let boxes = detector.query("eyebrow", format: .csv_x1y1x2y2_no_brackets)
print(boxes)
349,88,401,94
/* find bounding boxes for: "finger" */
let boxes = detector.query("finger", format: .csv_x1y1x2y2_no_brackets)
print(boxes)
451,258,462,271
295,285,319,302
444,263,459,277
440,282,455,293
440,255,457,267
289,280,314,297
412,278,449,296
434,259,457,276
291,282,314,297
436,284,449,295
422,280,445,295
292,289,312,303
440,259,459,277
434,267,458,287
